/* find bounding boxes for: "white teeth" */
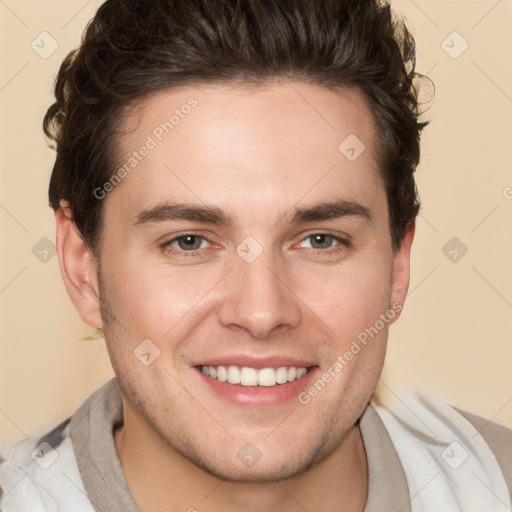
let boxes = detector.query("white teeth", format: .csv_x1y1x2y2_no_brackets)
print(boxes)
276,367,288,384
200,365,309,387
258,368,277,386
287,367,297,381
227,365,241,384
240,367,258,386
216,365,228,382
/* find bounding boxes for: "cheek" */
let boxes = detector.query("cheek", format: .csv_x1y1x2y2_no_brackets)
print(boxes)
101,242,393,347
295,258,393,339
101,257,224,340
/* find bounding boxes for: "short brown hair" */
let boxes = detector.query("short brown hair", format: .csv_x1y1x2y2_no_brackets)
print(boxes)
45,0,428,251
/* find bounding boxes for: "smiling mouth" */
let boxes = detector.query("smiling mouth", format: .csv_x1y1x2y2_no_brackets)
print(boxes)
199,365,311,387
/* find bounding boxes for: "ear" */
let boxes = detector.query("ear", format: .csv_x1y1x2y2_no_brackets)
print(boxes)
55,202,103,329
388,220,415,325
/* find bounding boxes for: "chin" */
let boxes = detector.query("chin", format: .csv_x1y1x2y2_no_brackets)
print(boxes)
190,451,320,483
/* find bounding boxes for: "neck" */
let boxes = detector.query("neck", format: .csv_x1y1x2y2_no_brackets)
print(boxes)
115,403,368,512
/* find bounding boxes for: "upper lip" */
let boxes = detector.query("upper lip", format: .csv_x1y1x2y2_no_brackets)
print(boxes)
194,354,317,369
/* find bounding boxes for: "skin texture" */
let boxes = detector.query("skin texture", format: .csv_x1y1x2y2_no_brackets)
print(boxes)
56,81,414,512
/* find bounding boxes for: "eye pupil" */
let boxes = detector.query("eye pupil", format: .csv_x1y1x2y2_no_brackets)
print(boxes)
178,235,201,250
311,234,331,249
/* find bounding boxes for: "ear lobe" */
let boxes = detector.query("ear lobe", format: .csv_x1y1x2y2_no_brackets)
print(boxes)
55,203,103,329
389,220,415,325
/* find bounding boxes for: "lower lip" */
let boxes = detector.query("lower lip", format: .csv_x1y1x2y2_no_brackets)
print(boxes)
196,367,319,408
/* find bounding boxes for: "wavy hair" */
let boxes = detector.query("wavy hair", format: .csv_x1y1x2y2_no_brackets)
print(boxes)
44,0,429,250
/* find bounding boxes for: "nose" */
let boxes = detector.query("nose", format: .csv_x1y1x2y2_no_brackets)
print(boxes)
217,250,302,339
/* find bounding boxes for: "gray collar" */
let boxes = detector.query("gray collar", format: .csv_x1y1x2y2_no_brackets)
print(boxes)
70,378,411,512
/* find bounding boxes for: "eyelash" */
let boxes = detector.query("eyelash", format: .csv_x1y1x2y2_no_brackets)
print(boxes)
160,232,350,258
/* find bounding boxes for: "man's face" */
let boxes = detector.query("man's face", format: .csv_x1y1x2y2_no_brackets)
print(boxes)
93,82,411,481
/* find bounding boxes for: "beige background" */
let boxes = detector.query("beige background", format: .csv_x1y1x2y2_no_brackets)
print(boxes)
1,0,511,451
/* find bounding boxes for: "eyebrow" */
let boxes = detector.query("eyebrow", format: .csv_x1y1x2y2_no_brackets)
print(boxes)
132,199,372,228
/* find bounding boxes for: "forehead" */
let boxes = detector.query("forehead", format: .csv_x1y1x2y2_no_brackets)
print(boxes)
106,82,384,224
